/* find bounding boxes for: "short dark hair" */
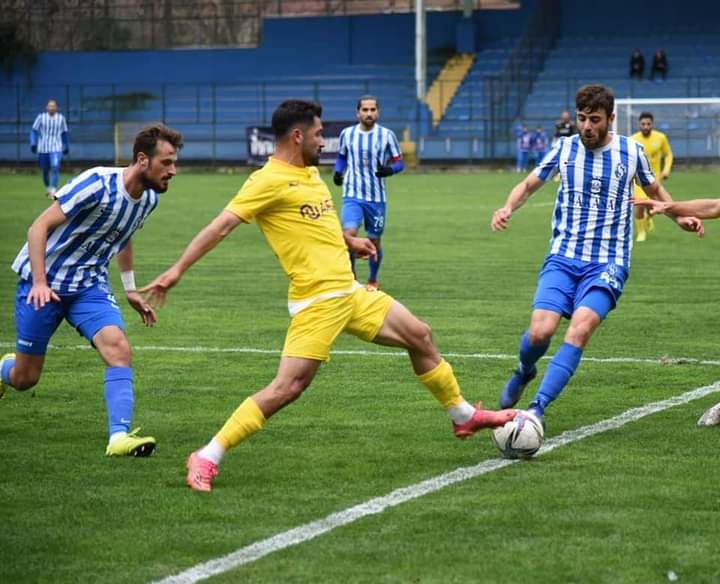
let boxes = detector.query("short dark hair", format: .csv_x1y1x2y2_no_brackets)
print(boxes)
133,123,183,162
639,111,654,122
575,84,615,117
356,95,379,110
271,99,322,138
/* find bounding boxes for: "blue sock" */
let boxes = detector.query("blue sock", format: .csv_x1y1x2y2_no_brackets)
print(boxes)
104,367,134,436
368,247,383,282
518,331,550,372
1,356,15,385
532,342,583,410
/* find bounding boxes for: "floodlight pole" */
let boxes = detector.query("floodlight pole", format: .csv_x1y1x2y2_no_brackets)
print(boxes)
415,0,426,100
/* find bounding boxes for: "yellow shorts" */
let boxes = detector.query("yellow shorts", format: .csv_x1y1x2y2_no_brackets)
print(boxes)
283,287,394,361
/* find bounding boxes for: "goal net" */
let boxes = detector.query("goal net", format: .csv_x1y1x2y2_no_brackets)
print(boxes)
114,122,149,165
614,98,720,160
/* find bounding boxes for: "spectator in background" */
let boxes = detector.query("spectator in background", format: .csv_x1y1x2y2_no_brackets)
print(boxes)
651,50,668,81
629,48,645,80
552,110,577,146
515,124,531,173
30,99,69,199
530,126,548,166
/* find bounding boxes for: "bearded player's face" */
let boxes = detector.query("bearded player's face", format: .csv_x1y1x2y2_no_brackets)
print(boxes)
140,139,178,193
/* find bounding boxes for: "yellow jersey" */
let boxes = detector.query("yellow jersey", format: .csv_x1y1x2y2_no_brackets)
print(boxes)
631,129,673,195
225,157,355,304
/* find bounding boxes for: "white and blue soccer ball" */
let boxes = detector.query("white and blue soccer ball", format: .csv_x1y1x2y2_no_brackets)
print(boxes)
491,410,544,459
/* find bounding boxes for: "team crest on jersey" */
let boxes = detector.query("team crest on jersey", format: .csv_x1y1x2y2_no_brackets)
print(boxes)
590,177,603,194
615,163,627,179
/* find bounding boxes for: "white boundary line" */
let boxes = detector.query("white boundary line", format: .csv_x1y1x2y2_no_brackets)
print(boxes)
149,381,720,584
2,341,720,366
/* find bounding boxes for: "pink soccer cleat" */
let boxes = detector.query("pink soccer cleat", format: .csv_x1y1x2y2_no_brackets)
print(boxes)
186,451,219,492
453,402,517,439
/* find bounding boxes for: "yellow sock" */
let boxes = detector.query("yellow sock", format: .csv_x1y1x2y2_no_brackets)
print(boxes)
647,216,655,233
417,359,463,408
215,397,267,450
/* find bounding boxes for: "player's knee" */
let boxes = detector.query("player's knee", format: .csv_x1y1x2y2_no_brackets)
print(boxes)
527,328,553,346
96,332,132,366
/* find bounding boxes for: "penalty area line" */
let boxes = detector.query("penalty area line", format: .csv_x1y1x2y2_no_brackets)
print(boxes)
148,380,720,584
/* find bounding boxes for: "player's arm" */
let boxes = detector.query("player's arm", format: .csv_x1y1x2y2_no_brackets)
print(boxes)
333,153,347,186
637,198,720,219
116,240,156,326
660,136,673,179
343,232,377,261
25,203,67,308
641,181,704,236
491,173,545,231
141,210,244,307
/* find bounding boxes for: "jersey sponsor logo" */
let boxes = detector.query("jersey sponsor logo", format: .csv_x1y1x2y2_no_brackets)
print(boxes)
299,198,335,220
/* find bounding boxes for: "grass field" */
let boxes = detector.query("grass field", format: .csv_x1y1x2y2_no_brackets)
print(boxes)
1,169,719,584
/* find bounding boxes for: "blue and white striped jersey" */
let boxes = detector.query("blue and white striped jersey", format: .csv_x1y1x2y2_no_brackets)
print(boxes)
534,134,655,267
338,123,402,203
31,112,68,153
12,167,159,293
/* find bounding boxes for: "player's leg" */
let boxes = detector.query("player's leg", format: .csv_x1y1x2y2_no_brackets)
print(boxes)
500,308,561,408
1,279,62,396
500,256,572,408
341,198,363,278
365,202,385,290
38,153,51,196
48,152,62,197
187,296,350,491
68,283,155,457
528,262,627,420
346,289,515,439
633,182,652,242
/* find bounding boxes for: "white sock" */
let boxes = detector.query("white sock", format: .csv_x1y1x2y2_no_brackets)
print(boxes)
447,401,475,424
199,438,226,465
108,431,127,445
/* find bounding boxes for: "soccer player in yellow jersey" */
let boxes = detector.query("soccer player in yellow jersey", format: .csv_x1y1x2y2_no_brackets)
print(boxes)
141,99,516,492
631,112,674,242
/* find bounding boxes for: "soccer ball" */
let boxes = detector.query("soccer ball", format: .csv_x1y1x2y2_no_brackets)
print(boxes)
491,410,544,459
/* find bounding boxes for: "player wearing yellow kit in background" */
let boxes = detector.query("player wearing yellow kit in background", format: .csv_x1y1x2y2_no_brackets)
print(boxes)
141,99,516,492
631,112,673,242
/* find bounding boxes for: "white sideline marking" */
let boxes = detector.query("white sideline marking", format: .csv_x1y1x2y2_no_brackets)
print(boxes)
2,341,720,366
149,381,720,584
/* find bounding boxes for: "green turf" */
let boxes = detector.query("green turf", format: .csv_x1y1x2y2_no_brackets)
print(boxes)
1,169,719,584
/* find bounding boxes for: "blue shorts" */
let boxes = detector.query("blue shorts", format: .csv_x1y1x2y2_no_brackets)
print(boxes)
38,152,63,169
532,255,629,320
341,199,386,238
14,280,126,355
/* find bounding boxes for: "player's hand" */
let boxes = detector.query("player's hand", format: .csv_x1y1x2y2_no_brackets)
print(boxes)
332,172,344,186
491,206,513,231
346,235,377,262
26,283,60,310
676,216,704,238
125,290,157,326
374,165,394,178
631,198,670,215
30,145,37,154
139,266,183,308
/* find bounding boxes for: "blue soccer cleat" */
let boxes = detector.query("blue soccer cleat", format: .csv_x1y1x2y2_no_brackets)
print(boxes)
527,401,546,430
499,364,537,409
